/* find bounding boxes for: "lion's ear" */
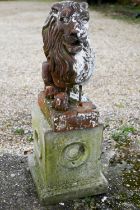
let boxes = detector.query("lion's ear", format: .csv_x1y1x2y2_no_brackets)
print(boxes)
80,2,88,10
51,3,62,13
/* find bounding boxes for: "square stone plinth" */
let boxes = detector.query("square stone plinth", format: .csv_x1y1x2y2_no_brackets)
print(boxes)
28,104,108,205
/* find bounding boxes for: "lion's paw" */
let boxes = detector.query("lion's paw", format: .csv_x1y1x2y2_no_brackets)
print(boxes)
44,86,58,98
52,92,69,111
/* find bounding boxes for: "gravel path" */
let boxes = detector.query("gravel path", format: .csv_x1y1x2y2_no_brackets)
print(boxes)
0,1,140,155
0,1,140,210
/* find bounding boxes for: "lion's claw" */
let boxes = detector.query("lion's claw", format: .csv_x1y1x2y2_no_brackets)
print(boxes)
52,92,69,111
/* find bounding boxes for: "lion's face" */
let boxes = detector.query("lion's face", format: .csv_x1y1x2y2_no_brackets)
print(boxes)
50,1,89,54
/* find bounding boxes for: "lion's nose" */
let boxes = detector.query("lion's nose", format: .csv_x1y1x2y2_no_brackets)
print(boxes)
70,31,78,38
70,28,87,40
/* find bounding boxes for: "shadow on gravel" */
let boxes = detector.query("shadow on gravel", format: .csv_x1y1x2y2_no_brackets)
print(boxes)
0,154,44,210
0,154,74,210
0,152,140,210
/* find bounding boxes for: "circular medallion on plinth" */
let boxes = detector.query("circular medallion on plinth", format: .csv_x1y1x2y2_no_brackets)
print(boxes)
60,142,88,168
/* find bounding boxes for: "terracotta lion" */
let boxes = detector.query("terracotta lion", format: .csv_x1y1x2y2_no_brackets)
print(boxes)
42,1,94,111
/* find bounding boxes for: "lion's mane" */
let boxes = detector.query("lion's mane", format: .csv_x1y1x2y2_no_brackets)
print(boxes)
42,13,76,86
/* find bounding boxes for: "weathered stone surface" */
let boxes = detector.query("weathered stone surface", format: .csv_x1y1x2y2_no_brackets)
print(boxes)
38,91,99,132
28,104,108,205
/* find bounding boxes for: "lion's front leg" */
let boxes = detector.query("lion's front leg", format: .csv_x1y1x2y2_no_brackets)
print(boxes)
42,61,53,87
42,61,59,98
42,61,69,110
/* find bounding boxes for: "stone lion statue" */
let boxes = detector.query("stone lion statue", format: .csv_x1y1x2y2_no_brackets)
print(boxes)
42,1,94,111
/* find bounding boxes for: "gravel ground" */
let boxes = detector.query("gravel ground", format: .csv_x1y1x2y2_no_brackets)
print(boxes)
0,1,140,155
0,1,140,210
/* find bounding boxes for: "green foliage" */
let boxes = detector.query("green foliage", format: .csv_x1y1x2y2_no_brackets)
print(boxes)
118,0,131,5
27,134,34,142
111,125,136,142
84,196,93,207
121,126,136,133
93,4,140,23
14,128,24,135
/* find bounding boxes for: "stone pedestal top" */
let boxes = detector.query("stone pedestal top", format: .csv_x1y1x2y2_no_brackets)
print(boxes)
38,91,99,132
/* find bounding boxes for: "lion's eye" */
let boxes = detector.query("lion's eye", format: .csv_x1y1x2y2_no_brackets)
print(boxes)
60,16,69,23
52,8,58,14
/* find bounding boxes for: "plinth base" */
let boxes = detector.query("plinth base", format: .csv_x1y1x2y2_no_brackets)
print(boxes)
28,103,108,205
29,154,108,205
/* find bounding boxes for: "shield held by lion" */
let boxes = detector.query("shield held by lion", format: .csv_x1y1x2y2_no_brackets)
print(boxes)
42,1,95,111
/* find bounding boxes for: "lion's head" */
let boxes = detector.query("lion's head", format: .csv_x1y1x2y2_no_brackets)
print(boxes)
42,1,94,88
